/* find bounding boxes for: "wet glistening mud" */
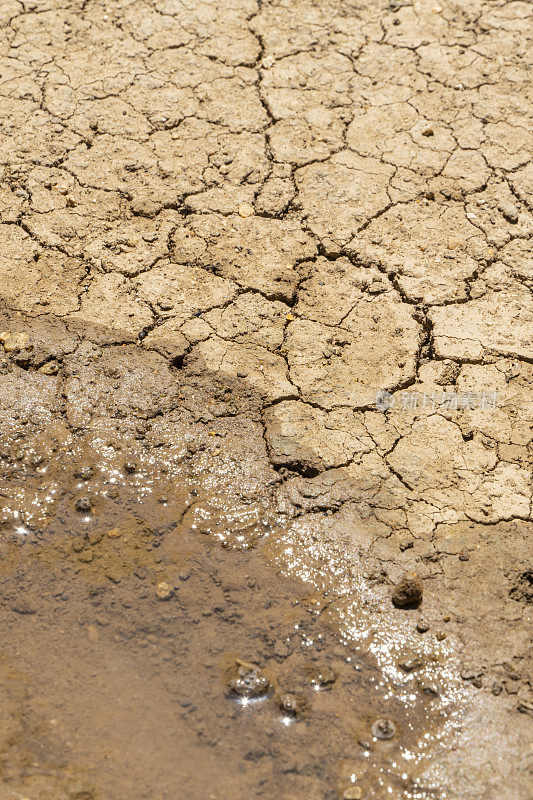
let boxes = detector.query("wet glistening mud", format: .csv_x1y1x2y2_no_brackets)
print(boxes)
0,322,529,800
0,286,531,800
1,414,457,800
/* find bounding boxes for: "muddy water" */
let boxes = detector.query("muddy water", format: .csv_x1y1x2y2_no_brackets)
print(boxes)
0,399,469,800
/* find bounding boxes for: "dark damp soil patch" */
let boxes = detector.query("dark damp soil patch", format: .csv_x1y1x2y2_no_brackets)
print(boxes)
0,423,444,800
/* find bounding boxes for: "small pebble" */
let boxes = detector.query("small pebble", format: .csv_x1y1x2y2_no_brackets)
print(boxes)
124,461,137,473
0,331,30,352
460,667,483,682
238,202,254,218
398,651,424,673
75,497,91,512
343,788,362,800
416,618,430,633
156,581,173,601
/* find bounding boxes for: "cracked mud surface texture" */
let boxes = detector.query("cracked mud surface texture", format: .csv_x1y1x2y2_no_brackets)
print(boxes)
0,0,532,798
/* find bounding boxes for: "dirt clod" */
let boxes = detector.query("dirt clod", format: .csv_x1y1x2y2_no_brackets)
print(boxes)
278,692,307,716
517,700,533,715
398,652,424,673
308,664,337,688
228,661,271,698
11,599,37,615
392,572,423,608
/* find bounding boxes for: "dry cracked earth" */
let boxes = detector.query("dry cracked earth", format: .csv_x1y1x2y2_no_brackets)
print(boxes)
0,0,532,799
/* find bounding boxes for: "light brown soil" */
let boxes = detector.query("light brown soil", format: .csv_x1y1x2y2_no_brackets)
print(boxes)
0,0,532,798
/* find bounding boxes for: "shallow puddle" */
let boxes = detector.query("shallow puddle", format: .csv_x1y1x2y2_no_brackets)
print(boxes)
0,408,470,800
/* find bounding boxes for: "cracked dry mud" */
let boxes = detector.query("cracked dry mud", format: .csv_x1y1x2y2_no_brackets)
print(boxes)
0,0,532,799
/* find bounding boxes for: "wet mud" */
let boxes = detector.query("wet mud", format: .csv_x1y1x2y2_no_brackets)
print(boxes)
0,309,531,800
0,443,445,800
0,365,445,800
